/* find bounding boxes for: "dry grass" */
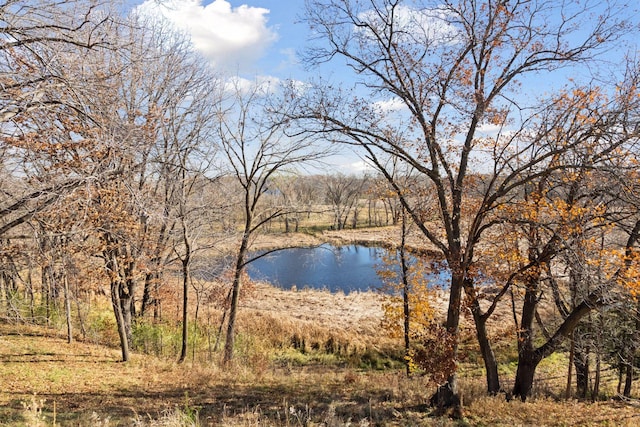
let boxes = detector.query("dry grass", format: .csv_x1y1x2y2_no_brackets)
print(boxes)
242,283,386,336
464,394,640,426
2,227,640,425
2,294,640,426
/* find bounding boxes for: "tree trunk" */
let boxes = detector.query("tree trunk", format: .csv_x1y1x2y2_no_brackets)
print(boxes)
471,304,501,394
141,270,159,319
625,300,640,397
104,241,134,362
27,267,35,319
193,288,201,362
111,279,130,362
574,346,589,399
512,352,542,401
178,256,190,364
223,268,242,364
429,269,464,412
623,358,634,397
592,348,601,401
566,333,574,399
399,212,411,377
512,269,540,401
42,264,53,323
512,285,601,401
402,269,410,377
63,273,73,344
121,278,134,348
223,231,249,364
351,205,358,229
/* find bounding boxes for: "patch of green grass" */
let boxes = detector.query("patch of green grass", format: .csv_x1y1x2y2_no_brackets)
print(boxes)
45,367,71,384
272,348,343,367
349,347,404,370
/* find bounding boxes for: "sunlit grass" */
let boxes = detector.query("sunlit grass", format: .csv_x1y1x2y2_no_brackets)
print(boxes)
1,256,639,425
2,316,639,426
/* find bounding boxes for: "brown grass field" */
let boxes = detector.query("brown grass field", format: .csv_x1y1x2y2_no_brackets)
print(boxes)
1,228,640,425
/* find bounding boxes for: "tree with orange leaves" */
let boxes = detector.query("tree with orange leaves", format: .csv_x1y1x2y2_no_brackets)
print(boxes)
289,0,638,408
0,0,119,239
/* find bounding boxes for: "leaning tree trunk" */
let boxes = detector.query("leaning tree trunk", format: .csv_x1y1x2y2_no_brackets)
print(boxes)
469,297,501,394
223,230,250,364
223,266,243,364
110,278,130,362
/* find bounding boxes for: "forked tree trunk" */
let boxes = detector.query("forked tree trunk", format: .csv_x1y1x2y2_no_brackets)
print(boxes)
513,285,601,401
512,352,542,401
105,240,135,362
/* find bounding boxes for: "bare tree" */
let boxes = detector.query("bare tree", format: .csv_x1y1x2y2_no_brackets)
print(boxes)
217,79,328,364
322,173,367,230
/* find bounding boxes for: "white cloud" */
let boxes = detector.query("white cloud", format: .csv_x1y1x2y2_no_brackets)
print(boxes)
347,160,374,173
373,97,407,113
332,159,373,175
477,123,502,135
136,0,278,72
277,47,299,71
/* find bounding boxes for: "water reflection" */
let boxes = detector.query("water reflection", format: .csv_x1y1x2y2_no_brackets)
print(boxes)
246,244,447,293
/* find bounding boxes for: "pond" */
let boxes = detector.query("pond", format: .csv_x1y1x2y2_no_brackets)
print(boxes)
246,244,449,293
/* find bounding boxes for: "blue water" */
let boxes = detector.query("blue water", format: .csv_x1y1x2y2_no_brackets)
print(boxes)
246,244,449,293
